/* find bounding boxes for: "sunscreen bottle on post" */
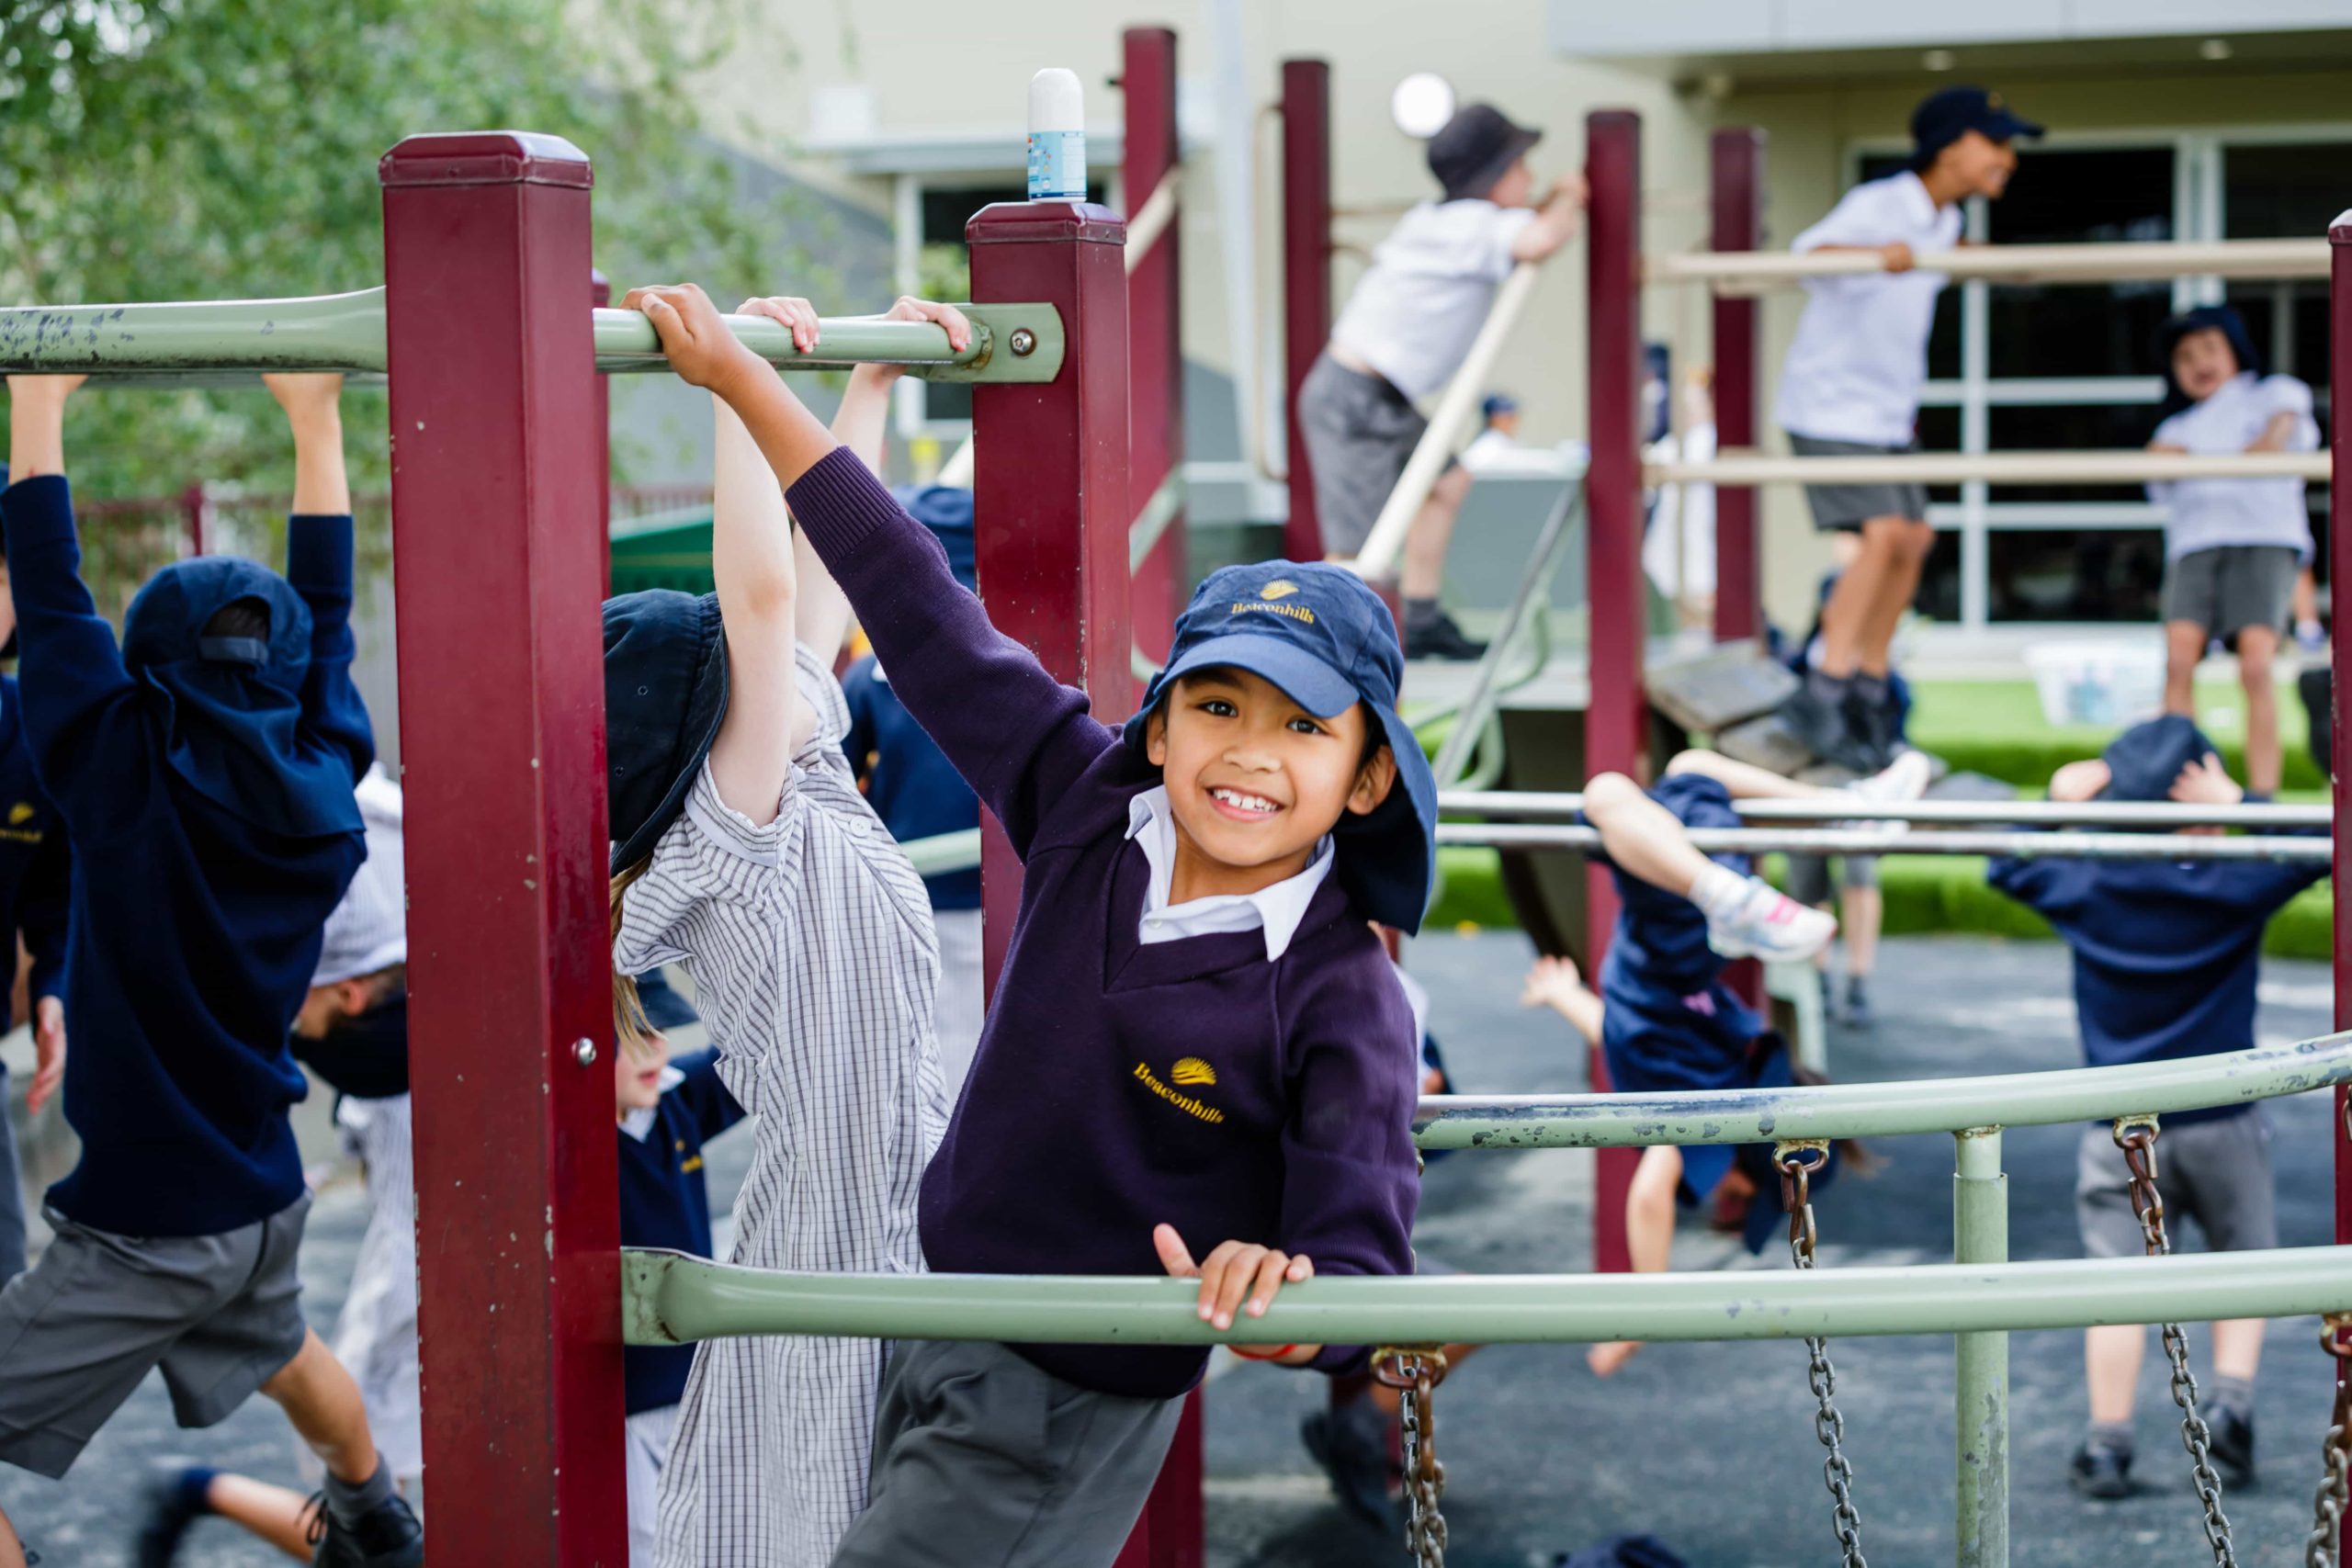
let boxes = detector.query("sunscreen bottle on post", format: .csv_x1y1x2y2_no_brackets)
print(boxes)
1027,68,1087,201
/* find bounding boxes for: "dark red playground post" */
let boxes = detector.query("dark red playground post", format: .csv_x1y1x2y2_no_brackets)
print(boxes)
1281,59,1333,564
593,268,613,599
381,132,625,1562
1583,109,1645,1276
1710,130,1765,645
2329,205,2351,1563
1124,26,1184,663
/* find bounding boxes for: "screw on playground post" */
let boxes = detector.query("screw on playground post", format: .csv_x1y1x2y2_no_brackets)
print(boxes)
1773,1141,1866,1568
1009,327,1038,356
2304,1314,2352,1567
2112,1115,2237,1564
1374,1348,1450,1567
571,1038,596,1066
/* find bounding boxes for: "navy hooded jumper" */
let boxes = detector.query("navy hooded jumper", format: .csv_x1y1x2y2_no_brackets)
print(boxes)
0,476,372,1236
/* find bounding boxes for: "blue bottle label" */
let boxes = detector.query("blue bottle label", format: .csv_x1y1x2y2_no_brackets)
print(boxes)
1027,130,1086,200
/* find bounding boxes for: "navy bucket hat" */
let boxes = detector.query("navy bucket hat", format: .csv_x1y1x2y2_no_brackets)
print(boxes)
605,589,729,874
2098,714,2217,804
1120,561,1439,933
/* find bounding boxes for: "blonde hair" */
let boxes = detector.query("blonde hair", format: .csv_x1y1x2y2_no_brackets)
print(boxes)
610,860,664,1066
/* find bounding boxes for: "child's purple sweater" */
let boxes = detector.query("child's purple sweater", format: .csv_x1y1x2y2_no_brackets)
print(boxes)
788,448,1419,1398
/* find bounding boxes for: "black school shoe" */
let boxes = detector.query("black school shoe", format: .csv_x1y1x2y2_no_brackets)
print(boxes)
2069,1440,2134,1501
2207,1404,2256,1490
1780,682,1879,775
1841,976,1874,1029
1302,1398,1399,1530
1839,687,1900,773
310,1491,425,1568
1404,609,1487,662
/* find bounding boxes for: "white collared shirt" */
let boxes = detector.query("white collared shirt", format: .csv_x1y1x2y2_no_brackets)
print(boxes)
1776,171,1963,447
1331,199,1539,401
1125,785,1334,962
2148,372,2320,560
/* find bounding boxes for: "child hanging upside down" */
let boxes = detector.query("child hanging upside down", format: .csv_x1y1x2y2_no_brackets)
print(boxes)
622,281,1430,1568
1521,749,1924,1375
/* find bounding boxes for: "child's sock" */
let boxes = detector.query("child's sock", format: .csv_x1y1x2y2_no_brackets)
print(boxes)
1403,597,1441,631
1849,671,1890,708
1686,862,1750,919
2086,1419,2134,1457
324,1455,395,1527
175,1465,220,1517
1804,665,1852,705
2207,1373,2256,1422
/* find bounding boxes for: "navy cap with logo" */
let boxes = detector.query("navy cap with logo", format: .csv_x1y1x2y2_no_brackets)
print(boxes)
1910,86,2043,171
1121,561,1439,933
1427,103,1542,203
2098,714,2217,805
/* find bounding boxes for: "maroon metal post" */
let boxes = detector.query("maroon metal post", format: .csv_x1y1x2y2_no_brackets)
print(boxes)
2328,209,2352,1558
1280,59,1332,563
180,481,206,558
1124,26,1184,664
381,132,622,1563
593,269,613,600
1710,129,1765,645
1584,109,1645,1277
966,198,1136,988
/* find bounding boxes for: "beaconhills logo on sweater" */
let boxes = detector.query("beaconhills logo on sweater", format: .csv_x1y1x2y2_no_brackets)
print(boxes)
1133,1058,1224,1124
1231,578,1315,626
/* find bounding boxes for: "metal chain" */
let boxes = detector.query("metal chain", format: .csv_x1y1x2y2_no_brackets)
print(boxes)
1374,1348,1449,1567
2112,1116,2236,1565
1776,1141,1867,1568
2305,1314,2352,1568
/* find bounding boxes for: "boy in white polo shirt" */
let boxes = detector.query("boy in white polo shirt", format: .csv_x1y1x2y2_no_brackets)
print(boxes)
2146,303,2320,798
1778,86,2041,770
1297,102,1583,660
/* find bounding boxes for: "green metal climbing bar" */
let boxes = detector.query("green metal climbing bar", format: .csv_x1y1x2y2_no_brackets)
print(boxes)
0,288,1065,383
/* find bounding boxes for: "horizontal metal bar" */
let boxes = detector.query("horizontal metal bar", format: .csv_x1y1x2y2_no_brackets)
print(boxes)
1647,448,2330,487
0,288,1064,384
1438,822,2331,861
621,1244,2352,1348
1438,789,2333,830
1418,1033,2352,1149
898,828,982,877
1649,237,2327,292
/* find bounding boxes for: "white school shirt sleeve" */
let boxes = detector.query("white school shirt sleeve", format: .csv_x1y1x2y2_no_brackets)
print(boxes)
1461,203,1539,281
2258,375,2322,451
1791,182,1891,254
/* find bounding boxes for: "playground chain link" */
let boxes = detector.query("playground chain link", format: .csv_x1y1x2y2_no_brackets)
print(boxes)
2307,1314,2352,1567
1373,1348,1450,1566
1775,1141,1866,1568
2112,1116,2236,1565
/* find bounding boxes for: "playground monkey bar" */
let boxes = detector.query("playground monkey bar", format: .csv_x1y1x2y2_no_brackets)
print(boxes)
1649,446,2331,487
1440,822,2332,862
1649,234,2329,292
1438,789,2335,830
0,288,1066,381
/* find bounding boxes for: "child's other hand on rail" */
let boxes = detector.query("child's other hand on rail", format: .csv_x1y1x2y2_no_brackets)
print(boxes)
625,283,763,396
1152,1224,1319,1363
2170,751,2245,809
1879,241,1915,274
261,373,344,420
2148,440,2188,456
1520,953,1588,1012
737,295,821,356
845,298,975,390
6,375,85,479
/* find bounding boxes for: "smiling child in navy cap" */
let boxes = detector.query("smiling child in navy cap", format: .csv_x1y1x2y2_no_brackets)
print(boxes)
1988,714,2321,1499
624,281,1430,1568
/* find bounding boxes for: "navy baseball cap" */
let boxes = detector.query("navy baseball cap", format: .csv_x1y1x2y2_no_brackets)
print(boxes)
1120,561,1439,932
1480,392,1519,421
2098,714,2217,804
1910,86,2042,170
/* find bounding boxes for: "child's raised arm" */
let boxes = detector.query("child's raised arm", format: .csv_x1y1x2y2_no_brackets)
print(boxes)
706,389,804,825
266,374,373,782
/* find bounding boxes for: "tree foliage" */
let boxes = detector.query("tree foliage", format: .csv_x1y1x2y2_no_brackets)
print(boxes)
0,0,831,499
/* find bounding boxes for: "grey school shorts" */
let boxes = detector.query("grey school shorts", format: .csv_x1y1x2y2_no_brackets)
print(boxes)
1790,434,1930,532
2162,544,2299,639
1786,852,1880,908
2075,1114,2275,1260
1298,352,1442,558
0,1193,311,1478
831,1337,1185,1568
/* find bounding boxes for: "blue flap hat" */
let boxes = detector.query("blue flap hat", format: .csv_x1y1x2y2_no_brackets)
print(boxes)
2098,714,2217,804
893,484,976,591
2154,304,2261,419
605,589,729,874
1120,561,1438,932
121,557,364,840
1910,86,2042,171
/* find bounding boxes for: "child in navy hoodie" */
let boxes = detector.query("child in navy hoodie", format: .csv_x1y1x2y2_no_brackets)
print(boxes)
0,373,419,1568
625,281,1429,1568
1988,715,2318,1500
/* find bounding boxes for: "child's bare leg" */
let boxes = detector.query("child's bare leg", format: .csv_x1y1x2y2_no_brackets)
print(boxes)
259,1330,381,1486
2085,1324,2144,1426
1399,466,1473,603
2211,1317,2265,1383
2164,621,2207,716
2237,624,2282,796
1584,773,1718,897
0,1502,22,1568
1663,750,1828,801
1590,1145,1682,1376
1815,523,1903,678
1839,884,1881,979
1852,517,1935,678
203,1474,316,1562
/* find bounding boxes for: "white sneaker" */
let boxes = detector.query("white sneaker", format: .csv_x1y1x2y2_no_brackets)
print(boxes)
1704,875,1838,964
1838,749,1932,835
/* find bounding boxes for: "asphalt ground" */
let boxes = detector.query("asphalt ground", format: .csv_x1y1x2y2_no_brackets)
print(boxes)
0,932,2340,1566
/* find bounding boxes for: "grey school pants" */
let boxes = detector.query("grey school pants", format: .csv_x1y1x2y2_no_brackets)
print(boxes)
828,1338,1185,1568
